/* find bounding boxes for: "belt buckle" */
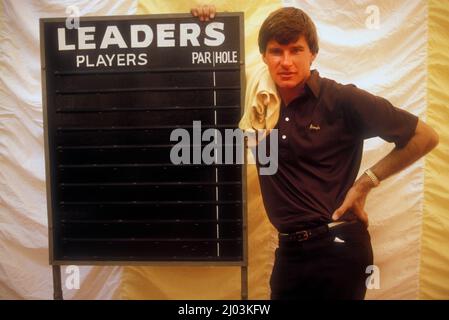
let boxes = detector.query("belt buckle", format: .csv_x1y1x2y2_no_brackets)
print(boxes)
293,230,309,242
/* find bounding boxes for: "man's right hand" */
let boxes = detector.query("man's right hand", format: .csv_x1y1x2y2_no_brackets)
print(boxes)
190,4,216,21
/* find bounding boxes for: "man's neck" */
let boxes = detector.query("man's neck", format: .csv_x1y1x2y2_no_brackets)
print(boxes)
278,85,305,106
278,76,310,106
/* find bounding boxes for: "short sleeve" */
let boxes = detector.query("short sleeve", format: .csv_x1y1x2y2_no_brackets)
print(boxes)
339,84,419,148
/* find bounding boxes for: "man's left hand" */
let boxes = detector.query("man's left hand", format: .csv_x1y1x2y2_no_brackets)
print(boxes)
190,4,216,21
332,175,374,227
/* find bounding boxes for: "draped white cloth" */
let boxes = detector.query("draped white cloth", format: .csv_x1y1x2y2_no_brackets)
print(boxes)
0,0,426,299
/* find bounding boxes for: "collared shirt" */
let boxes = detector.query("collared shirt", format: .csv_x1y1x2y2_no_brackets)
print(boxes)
257,70,419,233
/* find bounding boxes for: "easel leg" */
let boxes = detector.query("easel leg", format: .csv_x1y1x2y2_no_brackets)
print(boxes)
52,265,63,300
241,266,248,300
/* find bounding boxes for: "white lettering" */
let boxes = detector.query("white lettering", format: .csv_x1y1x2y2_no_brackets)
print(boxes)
58,28,75,51
78,27,96,50
180,23,201,47
75,53,149,68
116,53,125,66
103,54,113,65
205,22,225,46
192,51,212,64
58,22,227,51
138,53,148,65
86,56,94,67
100,26,127,49
76,55,85,67
127,53,136,65
130,24,153,48
157,24,175,47
214,51,238,64
96,54,107,67
178,304,212,317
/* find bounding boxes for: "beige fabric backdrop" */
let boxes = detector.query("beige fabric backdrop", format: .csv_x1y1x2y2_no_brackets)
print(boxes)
1,0,445,299
421,0,449,299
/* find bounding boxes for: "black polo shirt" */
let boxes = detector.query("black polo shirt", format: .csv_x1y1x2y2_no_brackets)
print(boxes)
257,70,419,233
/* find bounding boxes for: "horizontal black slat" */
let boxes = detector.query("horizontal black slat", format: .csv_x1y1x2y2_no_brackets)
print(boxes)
53,108,240,127
57,240,242,260
58,202,243,221
58,164,242,183
59,183,242,202
57,124,242,131
55,85,239,95
56,105,240,113
60,220,242,239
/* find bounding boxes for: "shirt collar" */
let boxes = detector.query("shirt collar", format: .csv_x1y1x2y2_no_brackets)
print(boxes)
279,70,321,107
305,69,320,98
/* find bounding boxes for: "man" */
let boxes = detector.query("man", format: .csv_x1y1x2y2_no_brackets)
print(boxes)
192,5,439,299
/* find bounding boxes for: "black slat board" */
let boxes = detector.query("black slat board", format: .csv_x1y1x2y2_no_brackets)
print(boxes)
40,13,245,263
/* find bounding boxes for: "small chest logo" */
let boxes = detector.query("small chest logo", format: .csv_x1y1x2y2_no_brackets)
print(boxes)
309,123,321,131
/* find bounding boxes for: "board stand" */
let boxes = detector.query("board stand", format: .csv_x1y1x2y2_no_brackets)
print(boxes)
52,264,248,300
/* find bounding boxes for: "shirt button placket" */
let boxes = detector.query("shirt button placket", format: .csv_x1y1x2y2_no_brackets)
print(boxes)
279,109,290,143
281,112,291,142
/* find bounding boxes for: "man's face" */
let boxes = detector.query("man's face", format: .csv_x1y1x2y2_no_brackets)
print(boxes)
263,36,316,90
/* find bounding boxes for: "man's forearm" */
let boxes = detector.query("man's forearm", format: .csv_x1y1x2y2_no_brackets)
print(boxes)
334,120,438,223
362,120,439,187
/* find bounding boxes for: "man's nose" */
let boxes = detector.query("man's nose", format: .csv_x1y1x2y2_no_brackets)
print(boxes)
280,53,293,67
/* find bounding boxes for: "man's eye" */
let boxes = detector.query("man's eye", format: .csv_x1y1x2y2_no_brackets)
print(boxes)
269,49,282,55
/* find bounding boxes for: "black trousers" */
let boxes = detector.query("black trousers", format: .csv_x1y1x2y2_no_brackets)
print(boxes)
270,221,373,300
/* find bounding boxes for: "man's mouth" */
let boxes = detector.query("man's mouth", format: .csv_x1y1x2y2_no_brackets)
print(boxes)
279,72,295,79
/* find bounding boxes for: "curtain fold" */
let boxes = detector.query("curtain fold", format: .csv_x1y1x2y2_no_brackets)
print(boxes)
420,0,449,299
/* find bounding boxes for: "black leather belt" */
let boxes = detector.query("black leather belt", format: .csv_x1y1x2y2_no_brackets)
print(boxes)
278,221,347,243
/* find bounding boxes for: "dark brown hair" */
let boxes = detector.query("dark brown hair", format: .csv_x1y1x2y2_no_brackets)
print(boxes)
258,7,319,55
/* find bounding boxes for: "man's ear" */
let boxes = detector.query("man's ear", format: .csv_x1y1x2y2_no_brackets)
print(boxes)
310,53,317,66
262,53,267,64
